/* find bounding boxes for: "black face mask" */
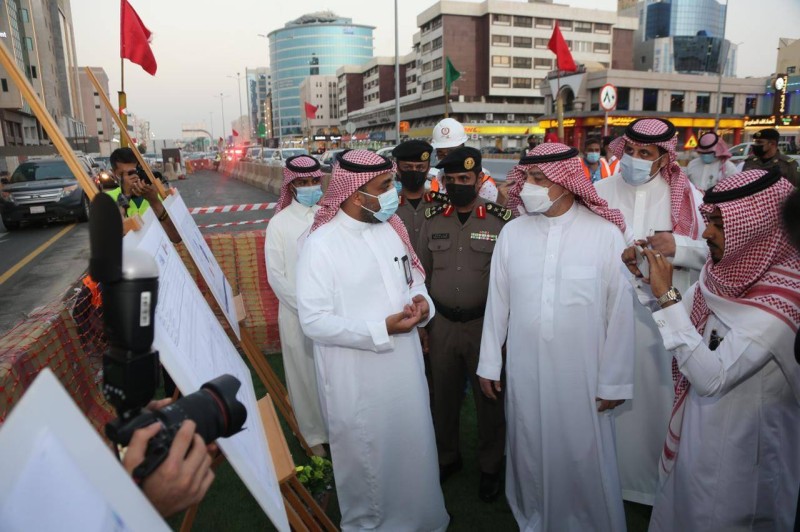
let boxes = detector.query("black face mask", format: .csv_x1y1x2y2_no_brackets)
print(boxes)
447,183,478,207
399,170,427,192
751,144,767,158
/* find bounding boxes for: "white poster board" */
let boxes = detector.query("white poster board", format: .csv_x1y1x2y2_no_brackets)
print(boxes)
124,210,288,531
162,192,241,339
0,369,169,532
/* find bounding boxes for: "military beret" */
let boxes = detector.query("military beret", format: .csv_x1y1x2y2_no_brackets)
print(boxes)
392,140,433,162
435,146,482,174
754,128,780,141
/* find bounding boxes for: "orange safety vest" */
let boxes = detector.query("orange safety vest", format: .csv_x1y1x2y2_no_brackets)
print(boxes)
430,172,496,192
608,158,620,175
582,159,612,182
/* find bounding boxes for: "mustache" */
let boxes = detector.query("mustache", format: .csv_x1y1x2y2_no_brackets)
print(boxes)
706,240,719,250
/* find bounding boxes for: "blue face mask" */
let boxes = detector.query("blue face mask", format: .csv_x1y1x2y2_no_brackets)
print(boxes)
360,187,400,222
585,152,601,164
620,153,663,186
393,179,403,195
699,153,716,165
295,184,322,207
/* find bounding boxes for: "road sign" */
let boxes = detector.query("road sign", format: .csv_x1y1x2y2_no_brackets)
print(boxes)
600,84,617,112
684,134,698,149
345,122,356,134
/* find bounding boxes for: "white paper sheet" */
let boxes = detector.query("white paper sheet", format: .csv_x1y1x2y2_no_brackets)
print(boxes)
0,370,168,532
163,192,241,339
124,209,288,531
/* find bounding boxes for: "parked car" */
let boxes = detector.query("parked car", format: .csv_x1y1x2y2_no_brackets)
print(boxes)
319,149,347,172
241,146,262,162
0,157,94,229
263,148,311,166
729,141,796,163
375,146,397,159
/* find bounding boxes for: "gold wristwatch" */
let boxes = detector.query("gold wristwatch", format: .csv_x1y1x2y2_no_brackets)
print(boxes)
657,286,682,308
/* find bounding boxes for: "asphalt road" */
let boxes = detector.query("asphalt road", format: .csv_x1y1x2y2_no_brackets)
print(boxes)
0,169,277,335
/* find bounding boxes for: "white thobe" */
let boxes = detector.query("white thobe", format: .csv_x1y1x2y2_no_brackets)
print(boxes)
685,158,738,192
265,199,327,447
477,203,634,532
296,210,449,532
649,281,800,531
595,173,707,505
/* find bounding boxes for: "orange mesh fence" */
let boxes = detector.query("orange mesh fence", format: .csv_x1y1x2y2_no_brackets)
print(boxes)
0,277,114,433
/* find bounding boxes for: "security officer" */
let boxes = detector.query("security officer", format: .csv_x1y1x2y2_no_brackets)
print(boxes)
417,146,510,502
392,140,446,252
742,128,799,186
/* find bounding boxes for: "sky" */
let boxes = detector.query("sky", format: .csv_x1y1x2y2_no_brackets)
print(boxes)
70,0,800,139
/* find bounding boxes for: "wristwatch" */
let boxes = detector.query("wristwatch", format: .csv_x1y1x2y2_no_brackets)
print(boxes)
657,286,682,308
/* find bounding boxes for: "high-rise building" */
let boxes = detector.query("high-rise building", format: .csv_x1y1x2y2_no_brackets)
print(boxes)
268,11,374,140
246,67,270,140
78,67,113,155
624,0,736,76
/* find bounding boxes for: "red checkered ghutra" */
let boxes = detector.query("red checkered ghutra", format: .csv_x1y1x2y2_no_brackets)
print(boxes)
505,143,626,232
310,150,424,277
275,155,324,214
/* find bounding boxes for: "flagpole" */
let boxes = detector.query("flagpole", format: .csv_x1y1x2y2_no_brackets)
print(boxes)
119,59,128,148
444,83,450,119
556,70,564,144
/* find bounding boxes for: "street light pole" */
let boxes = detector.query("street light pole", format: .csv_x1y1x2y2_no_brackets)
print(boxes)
394,0,401,144
228,73,245,144
713,0,730,132
218,92,226,145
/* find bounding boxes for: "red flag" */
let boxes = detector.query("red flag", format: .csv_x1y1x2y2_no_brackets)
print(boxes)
304,102,318,119
548,23,577,72
232,129,239,137
121,0,157,76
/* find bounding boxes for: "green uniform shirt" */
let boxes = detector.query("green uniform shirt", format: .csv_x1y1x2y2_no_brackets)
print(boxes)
742,153,800,187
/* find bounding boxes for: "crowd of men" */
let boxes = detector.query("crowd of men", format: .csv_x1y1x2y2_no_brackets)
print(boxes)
265,116,800,531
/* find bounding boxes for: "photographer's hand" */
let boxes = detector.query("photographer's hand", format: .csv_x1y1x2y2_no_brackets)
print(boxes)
123,420,215,517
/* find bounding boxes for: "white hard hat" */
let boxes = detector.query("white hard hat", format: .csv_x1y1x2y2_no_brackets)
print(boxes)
431,118,468,149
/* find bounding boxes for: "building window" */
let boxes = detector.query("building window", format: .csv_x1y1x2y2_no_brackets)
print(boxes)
745,96,757,115
593,42,610,54
643,88,658,111
788,66,797,74
594,23,611,33
513,77,532,89
492,55,511,68
617,87,630,110
696,93,710,113
492,34,511,47
1,79,7,92
513,57,532,69
98,130,103,135
422,42,431,53
574,21,592,33
572,41,592,53
513,36,532,48
559,20,573,30
491,76,510,88
513,16,532,28
432,57,442,70
534,58,552,69
432,78,443,91
20,8,29,23
422,61,432,73
670,93,685,112
721,95,735,114
533,78,545,89
432,36,442,50
422,81,432,92
534,38,549,49
492,14,511,25
25,37,33,51
535,18,553,28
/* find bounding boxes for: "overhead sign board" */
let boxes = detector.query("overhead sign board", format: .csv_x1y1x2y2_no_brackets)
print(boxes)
600,84,617,112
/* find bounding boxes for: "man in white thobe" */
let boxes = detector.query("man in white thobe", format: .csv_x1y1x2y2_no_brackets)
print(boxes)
596,118,707,505
685,132,737,192
296,149,449,532
477,143,634,532
265,154,327,455
639,168,800,530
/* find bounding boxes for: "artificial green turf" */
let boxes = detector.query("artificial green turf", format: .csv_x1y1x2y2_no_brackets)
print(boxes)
167,352,652,531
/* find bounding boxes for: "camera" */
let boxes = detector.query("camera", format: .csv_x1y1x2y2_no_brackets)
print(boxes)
89,192,247,481
135,165,151,185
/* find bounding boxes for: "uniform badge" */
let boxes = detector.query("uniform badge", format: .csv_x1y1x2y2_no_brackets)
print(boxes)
442,127,450,135
464,157,475,170
421,152,430,161
476,205,486,219
443,205,455,217
470,230,497,242
432,233,449,240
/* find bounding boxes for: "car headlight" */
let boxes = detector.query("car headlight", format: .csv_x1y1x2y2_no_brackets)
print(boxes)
61,184,79,198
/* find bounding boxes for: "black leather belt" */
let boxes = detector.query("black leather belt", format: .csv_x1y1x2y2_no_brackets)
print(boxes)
431,298,485,323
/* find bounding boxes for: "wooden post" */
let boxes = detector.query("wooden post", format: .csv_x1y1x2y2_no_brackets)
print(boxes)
120,57,128,148
444,84,450,119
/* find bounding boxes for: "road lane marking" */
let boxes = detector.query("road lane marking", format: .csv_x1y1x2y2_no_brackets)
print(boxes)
0,223,77,285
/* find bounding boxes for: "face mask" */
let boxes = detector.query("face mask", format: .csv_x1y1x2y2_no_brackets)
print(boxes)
393,179,403,195
699,153,716,165
519,182,565,214
585,152,601,164
360,187,400,222
620,153,663,186
751,144,766,158
447,183,479,207
295,184,322,207
398,170,427,192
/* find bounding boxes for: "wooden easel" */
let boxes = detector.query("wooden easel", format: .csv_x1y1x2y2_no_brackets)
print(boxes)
83,67,314,457
0,39,329,529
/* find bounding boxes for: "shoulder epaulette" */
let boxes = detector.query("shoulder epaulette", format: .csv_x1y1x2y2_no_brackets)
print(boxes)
425,204,446,219
485,201,513,222
429,191,450,204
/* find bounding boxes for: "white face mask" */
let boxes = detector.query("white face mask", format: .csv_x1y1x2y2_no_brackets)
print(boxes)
620,153,664,186
519,182,565,214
